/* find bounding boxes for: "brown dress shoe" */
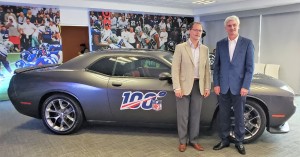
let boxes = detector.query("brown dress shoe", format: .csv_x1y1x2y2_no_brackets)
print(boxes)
178,144,187,152
192,143,204,151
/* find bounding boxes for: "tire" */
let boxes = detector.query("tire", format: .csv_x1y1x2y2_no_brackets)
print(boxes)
209,53,215,70
229,100,267,143
209,53,215,66
41,94,83,135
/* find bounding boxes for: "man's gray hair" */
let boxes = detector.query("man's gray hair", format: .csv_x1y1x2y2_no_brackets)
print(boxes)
224,15,240,26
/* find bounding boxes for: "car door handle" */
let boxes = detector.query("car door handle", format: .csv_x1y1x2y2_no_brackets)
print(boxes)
112,82,122,87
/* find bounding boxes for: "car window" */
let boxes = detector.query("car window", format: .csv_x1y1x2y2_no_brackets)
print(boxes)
88,57,116,75
163,53,173,64
113,56,170,78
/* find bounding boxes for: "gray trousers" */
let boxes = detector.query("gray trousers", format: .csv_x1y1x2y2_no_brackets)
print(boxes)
176,80,203,144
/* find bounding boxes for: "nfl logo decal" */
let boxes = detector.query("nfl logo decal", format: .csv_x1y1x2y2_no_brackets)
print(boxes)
152,100,162,111
120,91,167,110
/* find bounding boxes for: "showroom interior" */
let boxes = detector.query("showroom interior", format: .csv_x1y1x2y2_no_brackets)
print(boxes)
0,0,299,156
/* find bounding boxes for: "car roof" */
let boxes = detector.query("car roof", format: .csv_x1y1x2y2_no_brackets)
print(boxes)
95,48,171,55
58,49,173,70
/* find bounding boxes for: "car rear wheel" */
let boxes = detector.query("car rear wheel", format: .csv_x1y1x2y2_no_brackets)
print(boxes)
229,100,267,143
41,94,83,134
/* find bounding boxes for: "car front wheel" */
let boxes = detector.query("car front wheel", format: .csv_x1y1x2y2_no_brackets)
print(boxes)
229,100,267,143
41,94,83,135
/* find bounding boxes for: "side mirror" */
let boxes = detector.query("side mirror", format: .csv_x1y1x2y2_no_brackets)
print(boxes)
159,72,171,80
159,72,172,84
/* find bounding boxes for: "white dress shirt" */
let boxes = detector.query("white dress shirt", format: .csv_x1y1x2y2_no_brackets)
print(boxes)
188,39,200,79
228,35,239,62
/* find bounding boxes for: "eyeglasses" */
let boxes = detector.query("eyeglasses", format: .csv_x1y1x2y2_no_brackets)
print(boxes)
191,29,203,32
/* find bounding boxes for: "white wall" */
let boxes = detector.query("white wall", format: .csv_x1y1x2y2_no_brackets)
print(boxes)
203,16,260,62
194,0,300,16
260,12,300,94
60,7,89,26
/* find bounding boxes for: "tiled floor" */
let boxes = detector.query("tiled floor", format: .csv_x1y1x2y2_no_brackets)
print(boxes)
0,97,299,157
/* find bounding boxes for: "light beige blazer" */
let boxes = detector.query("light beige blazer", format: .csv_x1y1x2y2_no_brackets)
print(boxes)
171,42,211,95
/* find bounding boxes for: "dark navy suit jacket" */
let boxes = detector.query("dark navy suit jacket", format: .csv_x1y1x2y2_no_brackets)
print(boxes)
213,36,254,95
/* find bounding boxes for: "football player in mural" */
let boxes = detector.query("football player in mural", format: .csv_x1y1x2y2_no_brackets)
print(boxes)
134,24,143,48
138,29,150,49
41,20,60,44
0,41,14,78
143,24,160,49
108,34,134,49
15,43,60,68
15,52,58,68
91,22,109,51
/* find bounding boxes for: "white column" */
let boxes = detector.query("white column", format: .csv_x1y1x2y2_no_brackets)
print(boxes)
258,14,262,63
194,16,200,22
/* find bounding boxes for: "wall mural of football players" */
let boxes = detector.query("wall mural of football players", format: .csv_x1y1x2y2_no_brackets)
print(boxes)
89,11,194,52
0,5,62,101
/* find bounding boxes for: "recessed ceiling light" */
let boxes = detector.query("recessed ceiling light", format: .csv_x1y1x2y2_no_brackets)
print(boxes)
192,0,216,5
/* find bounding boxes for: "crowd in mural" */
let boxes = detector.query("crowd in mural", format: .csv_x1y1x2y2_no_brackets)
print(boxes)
90,11,193,51
1,8,193,79
0,5,62,78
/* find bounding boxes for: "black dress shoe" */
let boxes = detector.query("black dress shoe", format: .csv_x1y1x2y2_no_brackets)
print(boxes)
235,144,246,155
213,142,230,150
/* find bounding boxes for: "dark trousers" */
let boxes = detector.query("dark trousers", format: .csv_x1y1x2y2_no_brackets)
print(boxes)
21,34,32,50
218,89,246,145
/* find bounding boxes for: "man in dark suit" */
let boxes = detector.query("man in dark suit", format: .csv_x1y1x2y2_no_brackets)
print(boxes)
212,15,254,155
172,22,211,152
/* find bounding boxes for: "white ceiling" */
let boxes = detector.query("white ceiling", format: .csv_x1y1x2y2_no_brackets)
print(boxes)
1,0,300,16
94,0,245,9
91,0,300,15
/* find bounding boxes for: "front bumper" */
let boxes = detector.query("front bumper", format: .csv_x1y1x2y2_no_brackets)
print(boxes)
268,122,290,134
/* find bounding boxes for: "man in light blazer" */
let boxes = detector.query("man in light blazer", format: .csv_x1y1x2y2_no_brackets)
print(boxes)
172,22,211,152
213,15,254,155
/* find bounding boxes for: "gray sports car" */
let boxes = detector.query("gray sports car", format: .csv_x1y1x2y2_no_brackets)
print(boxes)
8,49,296,143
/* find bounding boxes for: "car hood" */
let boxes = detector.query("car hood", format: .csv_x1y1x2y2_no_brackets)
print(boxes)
250,74,294,97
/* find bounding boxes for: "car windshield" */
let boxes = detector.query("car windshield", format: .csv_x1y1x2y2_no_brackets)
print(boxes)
163,53,173,64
